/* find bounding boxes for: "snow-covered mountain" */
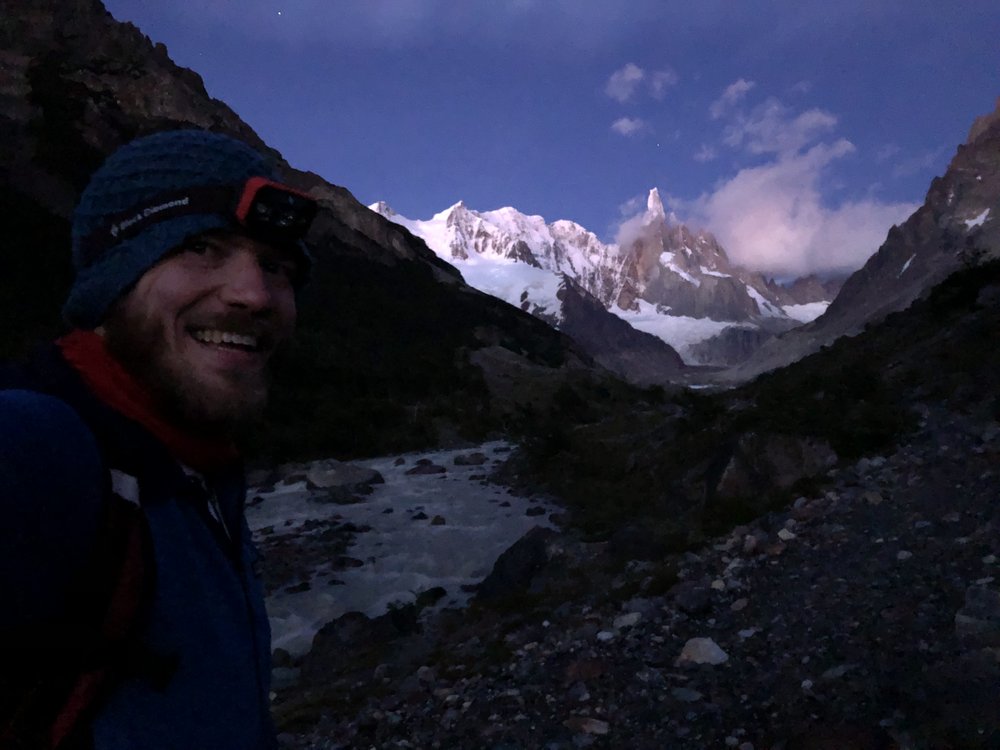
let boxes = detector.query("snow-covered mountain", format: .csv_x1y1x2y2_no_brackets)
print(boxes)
367,199,625,327
370,190,839,366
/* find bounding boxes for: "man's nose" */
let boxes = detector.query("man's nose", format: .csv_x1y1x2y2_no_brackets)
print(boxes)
219,251,274,310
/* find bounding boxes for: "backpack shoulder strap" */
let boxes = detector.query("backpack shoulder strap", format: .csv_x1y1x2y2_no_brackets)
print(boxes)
0,345,156,750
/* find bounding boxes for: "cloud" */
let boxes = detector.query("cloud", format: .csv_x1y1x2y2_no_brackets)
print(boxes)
605,63,678,105
722,98,838,156
890,146,951,179
611,117,649,136
683,85,919,276
605,63,645,102
648,68,680,99
876,143,901,162
679,140,918,276
709,79,756,119
693,144,718,162
617,194,646,217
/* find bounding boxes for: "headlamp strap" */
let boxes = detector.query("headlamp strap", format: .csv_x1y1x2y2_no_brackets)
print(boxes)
77,179,317,269
78,185,235,268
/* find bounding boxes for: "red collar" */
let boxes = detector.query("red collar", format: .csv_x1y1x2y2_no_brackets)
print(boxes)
57,330,239,473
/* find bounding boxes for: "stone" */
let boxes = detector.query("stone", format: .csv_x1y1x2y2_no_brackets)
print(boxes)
955,586,1000,646
431,515,447,525
676,637,729,666
305,462,384,491
821,663,857,680
897,550,913,560
731,598,749,612
476,527,558,600
454,451,489,466
302,606,419,684
415,586,447,608
563,717,609,736
862,491,884,506
564,659,606,682
671,687,703,702
525,506,547,517
613,612,642,630
416,665,436,684
566,681,590,702
777,528,797,541
405,463,447,476
704,432,838,514
670,580,712,615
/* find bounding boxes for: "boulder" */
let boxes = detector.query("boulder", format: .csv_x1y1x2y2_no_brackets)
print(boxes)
301,605,419,684
675,637,728,666
405,463,447,476
955,586,1000,647
454,451,489,466
304,461,384,493
475,527,558,601
701,432,838,515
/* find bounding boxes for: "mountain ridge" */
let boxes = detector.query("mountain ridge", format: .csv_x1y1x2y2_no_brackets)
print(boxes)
725,96,1000,382
370,193,841,366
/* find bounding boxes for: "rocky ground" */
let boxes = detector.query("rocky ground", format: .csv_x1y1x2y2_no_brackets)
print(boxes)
266,399,1000,750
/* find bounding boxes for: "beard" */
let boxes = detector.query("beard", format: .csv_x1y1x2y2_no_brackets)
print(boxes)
101,307,273,438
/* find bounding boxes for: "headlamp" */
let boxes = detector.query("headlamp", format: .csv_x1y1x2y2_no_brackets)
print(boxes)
234,177,318,242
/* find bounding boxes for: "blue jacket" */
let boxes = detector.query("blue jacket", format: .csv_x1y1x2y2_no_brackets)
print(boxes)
0,347,276,749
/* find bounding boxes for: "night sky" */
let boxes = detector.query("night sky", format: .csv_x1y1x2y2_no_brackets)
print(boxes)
102,1,1000,276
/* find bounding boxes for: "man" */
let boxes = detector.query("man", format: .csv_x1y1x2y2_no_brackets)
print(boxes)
0,129,317,748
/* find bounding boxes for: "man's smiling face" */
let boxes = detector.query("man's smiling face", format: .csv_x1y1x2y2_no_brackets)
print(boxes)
100,229,298,434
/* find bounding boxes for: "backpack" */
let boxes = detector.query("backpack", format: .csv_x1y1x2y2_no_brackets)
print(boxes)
0,346,156,750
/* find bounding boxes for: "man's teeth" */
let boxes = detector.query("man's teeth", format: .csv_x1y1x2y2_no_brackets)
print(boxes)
192,329,259,349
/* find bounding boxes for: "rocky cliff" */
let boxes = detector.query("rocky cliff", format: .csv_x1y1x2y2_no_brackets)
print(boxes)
374,188,840,369
729,96,1000,381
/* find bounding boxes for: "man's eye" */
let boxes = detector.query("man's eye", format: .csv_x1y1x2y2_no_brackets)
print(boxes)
261,256,299,281
183,241,211,256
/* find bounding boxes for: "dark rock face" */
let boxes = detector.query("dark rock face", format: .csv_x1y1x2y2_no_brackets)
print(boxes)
688,319,799,366
556,275,685,384
698,432,838,518
732,96,1000,381
475,526,557,600
770,273,847,306
453,451,488,466
301,606,419,685
616,213,778,322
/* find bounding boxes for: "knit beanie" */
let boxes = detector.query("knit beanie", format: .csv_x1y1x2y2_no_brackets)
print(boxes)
64,129,307,329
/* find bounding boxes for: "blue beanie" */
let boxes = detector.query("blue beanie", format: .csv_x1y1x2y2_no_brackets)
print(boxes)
65,129,300,329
